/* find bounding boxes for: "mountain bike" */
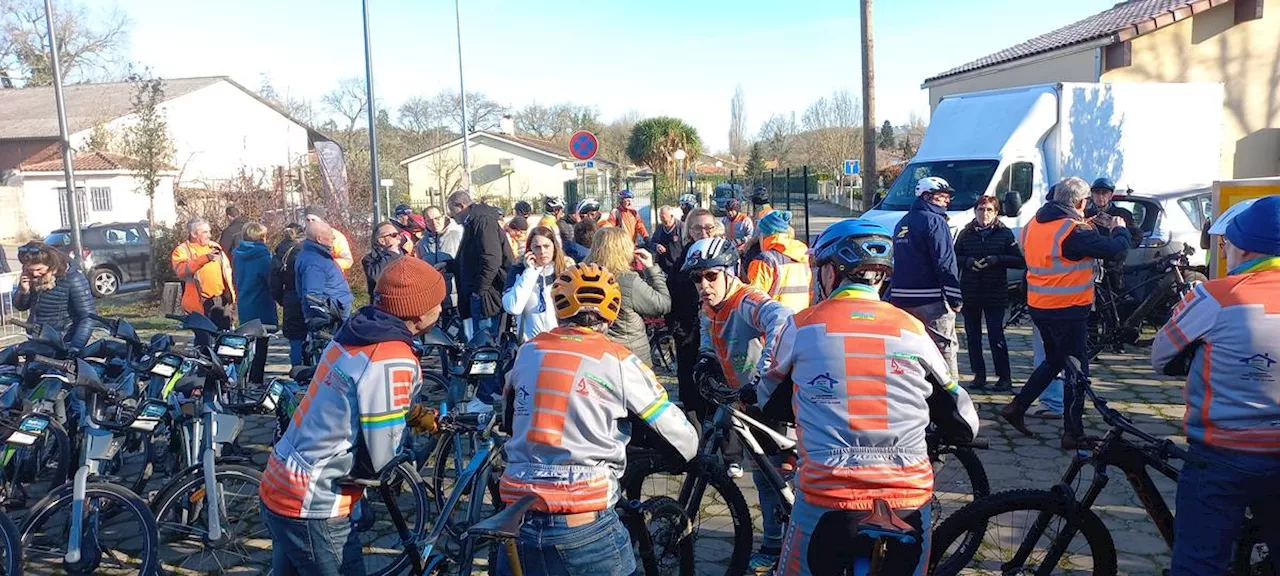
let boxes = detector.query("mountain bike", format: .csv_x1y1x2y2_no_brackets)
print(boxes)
929,357,1272,575
1087,245,1205,360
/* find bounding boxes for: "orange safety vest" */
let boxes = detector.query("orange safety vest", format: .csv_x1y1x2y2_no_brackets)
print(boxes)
1021,218,1094,309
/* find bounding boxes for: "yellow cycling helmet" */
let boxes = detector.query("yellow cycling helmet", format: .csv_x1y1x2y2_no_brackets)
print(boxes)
551,263,623,323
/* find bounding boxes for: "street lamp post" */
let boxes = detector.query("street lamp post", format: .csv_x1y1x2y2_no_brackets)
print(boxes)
454,0,472,191
361,0,382,220
43,0,85,269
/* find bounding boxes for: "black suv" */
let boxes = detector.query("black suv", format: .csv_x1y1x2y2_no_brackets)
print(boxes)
45,222,152,297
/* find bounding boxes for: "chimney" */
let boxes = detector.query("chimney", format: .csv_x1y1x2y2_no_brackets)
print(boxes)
499,114,515,136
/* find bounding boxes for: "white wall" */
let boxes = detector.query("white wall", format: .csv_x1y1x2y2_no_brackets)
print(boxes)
20,172,176,237
72,80,312,188
404,135,610,207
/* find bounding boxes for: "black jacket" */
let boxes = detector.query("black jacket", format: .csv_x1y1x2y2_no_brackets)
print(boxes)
219,216,249,254
648,222,685,277
14,268,96,350
269,238,306,339
455,203,512,320
362,246,402,297
1030,201,1132,320
666,249,701,348
888,197,962,309
1085,204,1144,247
954,222,1024,307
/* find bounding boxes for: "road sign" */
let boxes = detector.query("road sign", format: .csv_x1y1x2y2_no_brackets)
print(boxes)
573,160,596,169
569,130,598,161
843,159,860,176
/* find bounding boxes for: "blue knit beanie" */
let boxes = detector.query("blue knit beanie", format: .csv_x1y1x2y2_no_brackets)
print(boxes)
758,210,794,236
1225,195,1280,256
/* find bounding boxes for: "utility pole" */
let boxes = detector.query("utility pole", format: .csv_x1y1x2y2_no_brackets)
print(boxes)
361,0,381,220
860,0,878,211
455,0,472,191
44,0,84,269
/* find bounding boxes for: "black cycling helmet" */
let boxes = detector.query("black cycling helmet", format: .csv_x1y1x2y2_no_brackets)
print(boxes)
810,218,894,278
751,186,770,205
394,203,413,216
681,238,739,274
514,200,533,217
1091,178,1116,192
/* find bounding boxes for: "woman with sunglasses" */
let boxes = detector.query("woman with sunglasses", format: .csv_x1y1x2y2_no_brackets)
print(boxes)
502,226,571,342
14,241,97,349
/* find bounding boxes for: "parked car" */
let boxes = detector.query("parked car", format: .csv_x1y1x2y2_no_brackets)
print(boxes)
45,221,152,298
1104,189,1210,299
712,183,744,216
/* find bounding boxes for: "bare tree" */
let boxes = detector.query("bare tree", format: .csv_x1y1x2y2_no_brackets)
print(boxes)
515,102,602,142
800,90,863,178
729,85,747,160
322,77,369,134
0,0,131,87
258,73,317,125
515,102,558,139
120,72,174,276
901,110,928,157
431,90,507,133
758,112,799,165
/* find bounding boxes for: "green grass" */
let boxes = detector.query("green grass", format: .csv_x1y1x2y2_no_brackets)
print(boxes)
96,292,172,333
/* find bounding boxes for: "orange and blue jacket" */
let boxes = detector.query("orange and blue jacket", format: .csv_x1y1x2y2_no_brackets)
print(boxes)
500,327,698,513
171,241,235,314
700,280,793,389
600,207,650,243
757,284,980,511
1152,256,1280,454
260,306,420,519
724,213,754,250
746,233,812,312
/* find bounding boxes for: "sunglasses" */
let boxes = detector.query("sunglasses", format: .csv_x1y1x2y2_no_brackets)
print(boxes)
18,245,42,254
379,232,399,240
691,269,723,283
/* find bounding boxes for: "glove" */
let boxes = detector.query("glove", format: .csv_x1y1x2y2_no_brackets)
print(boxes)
406,405,438,434
738,384,758,407
306,317,329,332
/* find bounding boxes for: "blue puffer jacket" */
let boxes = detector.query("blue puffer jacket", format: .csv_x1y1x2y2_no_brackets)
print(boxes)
13,267,97,350
295,239,354,323
889,197,962,309
232,240,278,327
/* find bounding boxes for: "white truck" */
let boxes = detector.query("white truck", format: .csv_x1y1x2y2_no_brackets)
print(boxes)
863,82,1224,243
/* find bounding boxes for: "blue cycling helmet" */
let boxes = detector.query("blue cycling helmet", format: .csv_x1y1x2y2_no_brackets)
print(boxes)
394,203,413,216
618,189,635,200
811,218,894,277
1091,178,1116,192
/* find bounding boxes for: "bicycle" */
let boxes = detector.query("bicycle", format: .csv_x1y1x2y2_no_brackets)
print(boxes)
929,356,1273,576
0,409,60,575
644,317,678,375
1087,245,1205,360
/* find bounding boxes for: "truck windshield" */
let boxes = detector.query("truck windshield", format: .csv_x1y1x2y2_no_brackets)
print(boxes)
879,160,1000,211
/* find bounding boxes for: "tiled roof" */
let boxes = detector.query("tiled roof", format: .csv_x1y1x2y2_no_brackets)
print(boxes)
0,77,222,139
18,150,170,172
924,0,1227,83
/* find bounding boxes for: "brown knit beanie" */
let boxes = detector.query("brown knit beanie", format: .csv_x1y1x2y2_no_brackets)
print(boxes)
374,258,446,319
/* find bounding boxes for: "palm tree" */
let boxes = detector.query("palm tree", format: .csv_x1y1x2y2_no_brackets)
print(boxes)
626,117,702,192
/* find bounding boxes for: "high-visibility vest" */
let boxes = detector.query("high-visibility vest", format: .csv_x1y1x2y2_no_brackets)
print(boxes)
751,249,811,312
1021,218,1094,309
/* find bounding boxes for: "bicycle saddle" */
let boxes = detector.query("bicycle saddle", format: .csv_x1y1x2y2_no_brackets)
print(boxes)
172,376,204,396
468,495,539,540
857,499,918,544
233,321,269,339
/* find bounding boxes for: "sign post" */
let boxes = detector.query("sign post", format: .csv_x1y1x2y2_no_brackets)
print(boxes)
569,130,598,201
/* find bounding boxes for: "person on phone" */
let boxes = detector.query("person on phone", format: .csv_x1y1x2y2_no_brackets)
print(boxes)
954,195,1025,391
13,242,96,349
503,227,571,342
585,226,670,364
172,216,237,331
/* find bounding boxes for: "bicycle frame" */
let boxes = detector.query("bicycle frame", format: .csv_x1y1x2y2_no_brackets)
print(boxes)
691,402,798,515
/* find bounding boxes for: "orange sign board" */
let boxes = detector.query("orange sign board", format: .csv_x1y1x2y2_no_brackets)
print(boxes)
1210,179,1280,279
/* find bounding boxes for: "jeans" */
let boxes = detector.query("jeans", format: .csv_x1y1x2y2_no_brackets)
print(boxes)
753,452,790,552
1030,323,1064,413
779,491,930,576
261,505,365,576
1172,443,1280,574
1013,313,1087,438
288,339,305,367
903,302,959,382
961,303,1010,383
469,294,502,403
495,509,637,576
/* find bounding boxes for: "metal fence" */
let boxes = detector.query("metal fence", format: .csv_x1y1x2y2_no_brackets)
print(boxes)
0,273,24,345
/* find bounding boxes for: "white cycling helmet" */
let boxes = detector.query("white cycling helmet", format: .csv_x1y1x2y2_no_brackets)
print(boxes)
915,176,954,197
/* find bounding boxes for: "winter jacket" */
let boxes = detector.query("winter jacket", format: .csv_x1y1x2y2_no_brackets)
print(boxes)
606,266,671,364
648,222,685,277
502,262,559,342
1085,203,1144,245
724,213,754,250
666,248,702,348
1151,257,1280,454
219,216,248,254
295,239,354,324
260,306,421,519
330,227,355,271
757,284,980,511
601,207,650,243
171,241,236,314
361,246,402,297
700,281,792,389
232,240,278,328
13,266,96,350
954,222,1025,308
415,220,464,309
889,197,962,309
500,327,698,513
554,214,576,247
563,242,590,263
456,203,512,320
746,234,811,312
1024,201,1130,321
269,239,306,339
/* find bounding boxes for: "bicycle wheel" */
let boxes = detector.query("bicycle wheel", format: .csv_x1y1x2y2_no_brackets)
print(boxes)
930,489,1117,576
2,419,71,507
21,481,160,575
930,446,989,536
1232,518,1275,576
622,452,752,576
150,464,266,574
430,432,503,517
359,461,432,576
0,512,22,576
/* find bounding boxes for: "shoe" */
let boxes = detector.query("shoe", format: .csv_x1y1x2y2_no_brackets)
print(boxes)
991,379,1013,392
999,403,1035,437
967,379,988,391
1061,435,1098,451
1030,407,1063,420
727,463,745,479
465,397,494,414
748,550,780,574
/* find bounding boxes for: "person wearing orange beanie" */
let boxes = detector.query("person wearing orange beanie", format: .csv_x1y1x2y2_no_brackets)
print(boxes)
260,257,445,575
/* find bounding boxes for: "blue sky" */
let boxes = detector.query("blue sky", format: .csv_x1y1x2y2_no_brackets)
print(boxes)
117,0,1120,151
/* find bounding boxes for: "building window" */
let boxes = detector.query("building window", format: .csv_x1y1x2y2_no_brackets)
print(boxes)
1104,42,1132,72
56,187,88,228
90,187,112,212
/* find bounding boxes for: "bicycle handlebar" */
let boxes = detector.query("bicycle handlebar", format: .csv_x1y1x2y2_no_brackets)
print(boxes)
6,318,35,331
1065,356,1168,449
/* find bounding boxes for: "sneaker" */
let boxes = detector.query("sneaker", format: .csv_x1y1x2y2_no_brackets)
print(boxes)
967,379,989,391
465,397,494,414
748,550,780,574
727,463,745,478
1030,406,1063,420
991,379,1013,392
